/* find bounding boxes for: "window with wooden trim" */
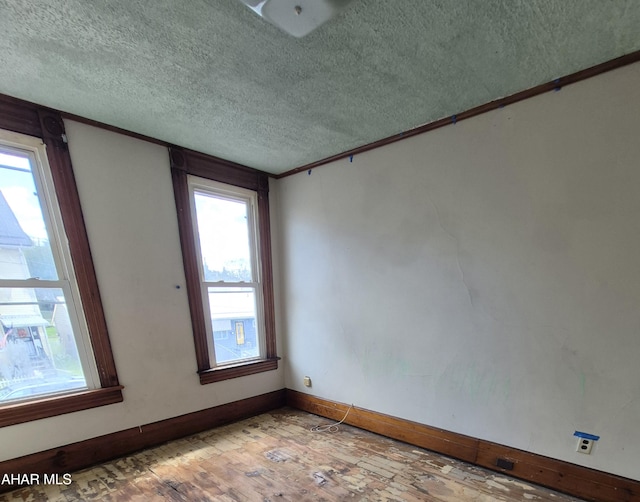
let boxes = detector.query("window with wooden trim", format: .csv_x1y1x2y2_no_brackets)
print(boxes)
0,97,122,427
170,148,277,384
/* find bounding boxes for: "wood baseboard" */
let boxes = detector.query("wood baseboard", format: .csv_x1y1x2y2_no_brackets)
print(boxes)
0,389,286,493
286,390,639,502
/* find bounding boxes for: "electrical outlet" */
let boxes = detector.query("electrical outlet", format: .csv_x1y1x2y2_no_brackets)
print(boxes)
303,376,312,387
576,437,593,454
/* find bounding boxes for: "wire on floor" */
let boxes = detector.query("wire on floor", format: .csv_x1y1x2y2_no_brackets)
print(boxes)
310,404,354,433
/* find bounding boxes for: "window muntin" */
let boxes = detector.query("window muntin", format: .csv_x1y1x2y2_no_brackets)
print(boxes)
0,134,98,404
189,178,265,367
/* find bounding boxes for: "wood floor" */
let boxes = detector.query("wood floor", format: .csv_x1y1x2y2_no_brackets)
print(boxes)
1,408,585,501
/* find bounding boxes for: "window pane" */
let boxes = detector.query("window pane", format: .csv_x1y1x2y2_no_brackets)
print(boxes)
0,151,58,280
0,287,86,403
208,287,259,364
194,191,252,282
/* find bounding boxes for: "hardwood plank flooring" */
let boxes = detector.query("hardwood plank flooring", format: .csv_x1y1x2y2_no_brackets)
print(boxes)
0,408,585,501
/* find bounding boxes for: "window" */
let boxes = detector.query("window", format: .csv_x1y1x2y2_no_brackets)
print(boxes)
191,179,263,365
0,98,121,427
170,148,277,384
0,139,93,402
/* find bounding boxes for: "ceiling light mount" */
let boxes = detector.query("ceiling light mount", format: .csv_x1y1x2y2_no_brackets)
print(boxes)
239,0,353,38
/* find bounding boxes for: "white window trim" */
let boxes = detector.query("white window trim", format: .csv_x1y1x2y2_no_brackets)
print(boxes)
187,176,267,368
0,129,100,394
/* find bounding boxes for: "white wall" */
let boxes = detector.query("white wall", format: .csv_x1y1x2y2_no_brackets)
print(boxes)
0,121,284,461
277,62,640,480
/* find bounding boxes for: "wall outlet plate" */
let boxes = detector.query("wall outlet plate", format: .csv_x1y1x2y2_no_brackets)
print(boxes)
576,437,593,454
303,376,312,387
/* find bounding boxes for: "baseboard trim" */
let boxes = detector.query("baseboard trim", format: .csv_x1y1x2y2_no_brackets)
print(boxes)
286,390,639,502
0,389,286,493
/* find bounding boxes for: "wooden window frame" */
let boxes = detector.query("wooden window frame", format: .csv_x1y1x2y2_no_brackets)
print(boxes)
170,148,278,384
0,96,123,428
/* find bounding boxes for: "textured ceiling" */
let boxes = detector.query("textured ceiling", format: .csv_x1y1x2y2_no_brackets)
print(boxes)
1,1,639,174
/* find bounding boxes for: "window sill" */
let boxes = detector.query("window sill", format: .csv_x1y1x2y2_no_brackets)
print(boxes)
199,358,279,384
0,386,124,428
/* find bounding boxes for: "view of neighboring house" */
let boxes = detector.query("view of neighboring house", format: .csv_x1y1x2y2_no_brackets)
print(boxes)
209,289,258,363
0,191,53,386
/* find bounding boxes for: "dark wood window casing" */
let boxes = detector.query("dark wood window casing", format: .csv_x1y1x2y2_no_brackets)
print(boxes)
170,148,278,385
0,95,123,428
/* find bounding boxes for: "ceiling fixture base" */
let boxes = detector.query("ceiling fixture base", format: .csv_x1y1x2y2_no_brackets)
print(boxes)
239,0,353,38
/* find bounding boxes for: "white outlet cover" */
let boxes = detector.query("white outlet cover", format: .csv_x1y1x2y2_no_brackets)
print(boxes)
576,437,593,454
